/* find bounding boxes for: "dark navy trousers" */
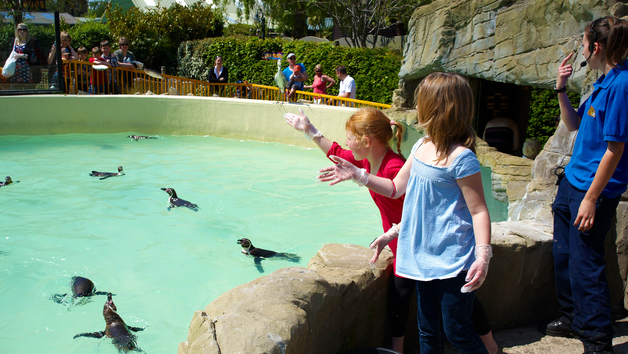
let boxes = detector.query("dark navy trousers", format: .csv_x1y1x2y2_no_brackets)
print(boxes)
552,177,620,352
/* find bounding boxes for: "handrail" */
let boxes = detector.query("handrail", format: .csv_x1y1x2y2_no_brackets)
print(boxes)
1,61,392,109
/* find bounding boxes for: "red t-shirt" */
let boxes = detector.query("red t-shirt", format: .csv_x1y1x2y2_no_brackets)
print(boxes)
89,57,106,86
327,142,405,259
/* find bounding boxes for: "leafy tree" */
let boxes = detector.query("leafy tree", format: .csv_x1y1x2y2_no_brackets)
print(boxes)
527,87,580,146
104,2,224,73
309,0,414,48
69,19,110,50
88,0,109,18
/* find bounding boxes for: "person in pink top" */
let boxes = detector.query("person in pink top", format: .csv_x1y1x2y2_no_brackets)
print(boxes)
304,64,335,104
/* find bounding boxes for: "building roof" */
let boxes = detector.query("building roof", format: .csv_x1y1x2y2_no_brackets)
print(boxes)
1,12,79,25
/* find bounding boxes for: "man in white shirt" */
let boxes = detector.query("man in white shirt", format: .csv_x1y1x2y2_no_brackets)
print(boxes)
336,65,356,102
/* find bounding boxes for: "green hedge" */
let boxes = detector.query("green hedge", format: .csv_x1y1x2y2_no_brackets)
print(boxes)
527,87,580,146
178,37,403,104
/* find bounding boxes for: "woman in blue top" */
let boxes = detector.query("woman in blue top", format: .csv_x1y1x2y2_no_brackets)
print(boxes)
319,72,492,354
540,16,628,354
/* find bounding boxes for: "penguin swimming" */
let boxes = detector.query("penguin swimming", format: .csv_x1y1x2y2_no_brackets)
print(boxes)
0,176,13,187
90,166,124,180
161,188,199,211
73,293,144,352
237,238,301,261
51,276,111,305
127,135,157,141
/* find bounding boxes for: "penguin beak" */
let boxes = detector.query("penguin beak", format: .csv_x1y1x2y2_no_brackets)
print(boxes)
237,239,243,245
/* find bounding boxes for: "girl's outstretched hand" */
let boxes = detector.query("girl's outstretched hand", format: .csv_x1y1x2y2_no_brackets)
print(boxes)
284,108,320,137
369,224,400,264
461,244,492,293
318,155,369,186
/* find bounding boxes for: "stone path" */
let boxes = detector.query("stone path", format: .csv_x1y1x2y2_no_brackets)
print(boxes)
405,319,628,354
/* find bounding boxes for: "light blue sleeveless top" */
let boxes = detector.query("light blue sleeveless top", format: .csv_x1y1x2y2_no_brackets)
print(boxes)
395,138,481,281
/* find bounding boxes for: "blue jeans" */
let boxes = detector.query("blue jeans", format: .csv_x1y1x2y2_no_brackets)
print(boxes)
416,272,488,354
552,176,620,352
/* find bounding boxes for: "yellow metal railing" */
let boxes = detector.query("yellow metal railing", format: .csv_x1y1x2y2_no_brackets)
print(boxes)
1,61,392,109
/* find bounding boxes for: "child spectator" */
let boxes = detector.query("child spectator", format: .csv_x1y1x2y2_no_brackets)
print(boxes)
89,46,106,94
98,40,120,94
76,47,89,93
286,65,302,100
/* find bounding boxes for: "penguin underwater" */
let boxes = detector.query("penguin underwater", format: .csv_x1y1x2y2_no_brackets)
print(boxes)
127,135,157,141
0,176,13,187
90,166,124,180
237,238,300,262
161,188,199,211
73,293,144,352
51,276,111,304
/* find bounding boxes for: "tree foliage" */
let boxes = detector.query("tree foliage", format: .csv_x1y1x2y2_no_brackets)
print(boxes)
309,0,414,48
178,36,403,104
104,2,224,73
527,87,580,146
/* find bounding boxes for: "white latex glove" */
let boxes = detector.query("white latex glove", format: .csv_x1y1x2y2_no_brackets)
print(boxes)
369,224,399,264
318,155,369,186
460,244,492,293
284,108,322,139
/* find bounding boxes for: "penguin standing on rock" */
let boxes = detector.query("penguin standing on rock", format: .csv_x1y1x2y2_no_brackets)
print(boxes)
90,166,124,180
161,188,199,211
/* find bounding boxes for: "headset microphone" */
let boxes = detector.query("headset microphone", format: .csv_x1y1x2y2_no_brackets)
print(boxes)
580,60,588,68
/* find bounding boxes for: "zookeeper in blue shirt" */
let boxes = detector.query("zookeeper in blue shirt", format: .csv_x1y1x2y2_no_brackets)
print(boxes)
540,16,628,354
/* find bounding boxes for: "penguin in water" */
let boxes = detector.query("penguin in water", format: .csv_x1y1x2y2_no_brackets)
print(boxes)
0,176,13,187
127,135,157,141
90,166,124,180
161,188,199,211
237,238,301,273
51,276,112,305
73,293,145,352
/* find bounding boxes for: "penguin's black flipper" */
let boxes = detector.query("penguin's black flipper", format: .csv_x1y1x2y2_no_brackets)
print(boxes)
254,257,264,273
94,291,113,296
74,331,105,339
128,326,145,332
51,293,68,304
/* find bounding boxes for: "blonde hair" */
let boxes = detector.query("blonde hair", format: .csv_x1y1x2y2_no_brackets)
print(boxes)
60,31,71,42
415,72,476,161
15,23,31,43
314,64,323,72
345,108,405,158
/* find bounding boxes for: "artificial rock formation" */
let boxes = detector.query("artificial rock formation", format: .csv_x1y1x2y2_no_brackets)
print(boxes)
393,0,628,107
180,226,563,353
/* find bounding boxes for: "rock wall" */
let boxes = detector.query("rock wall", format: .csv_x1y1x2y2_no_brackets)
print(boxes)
180,225,562,353
393,0,628,107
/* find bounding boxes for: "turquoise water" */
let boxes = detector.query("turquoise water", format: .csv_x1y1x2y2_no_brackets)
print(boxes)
0,134,383,354
0,133,508,353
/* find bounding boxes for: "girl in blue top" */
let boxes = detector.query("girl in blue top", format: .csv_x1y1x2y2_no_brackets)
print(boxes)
319,72,492,354
541,16,628,354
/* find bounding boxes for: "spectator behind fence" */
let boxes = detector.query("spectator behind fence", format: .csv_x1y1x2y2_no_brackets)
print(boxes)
76,47,90,93
99,40,120,94
336,65,356,106
304,64,335,104
285,65,302,100
282,53,307,100
208,55,228,83
9,23,35,89
89,47,106,94
114,36,142,91
47,30,76,90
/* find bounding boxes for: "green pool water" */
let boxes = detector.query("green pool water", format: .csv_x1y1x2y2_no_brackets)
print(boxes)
0,133,507,353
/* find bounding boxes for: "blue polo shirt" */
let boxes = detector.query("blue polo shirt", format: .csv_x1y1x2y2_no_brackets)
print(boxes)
565,60,628,198
283,63,306,90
